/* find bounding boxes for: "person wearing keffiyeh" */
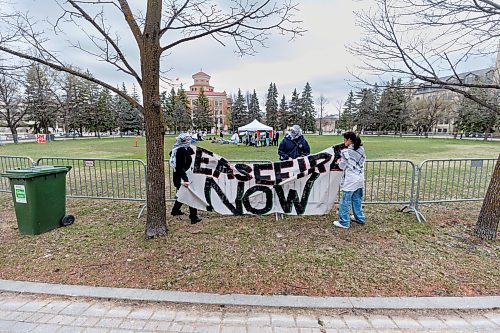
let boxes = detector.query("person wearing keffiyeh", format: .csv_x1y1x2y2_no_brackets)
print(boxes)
332,131,366,229
169,133,202,224
277,124,310,161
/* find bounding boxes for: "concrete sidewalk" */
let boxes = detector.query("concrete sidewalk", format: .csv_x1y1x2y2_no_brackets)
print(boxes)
0,280,499,332
1,280,499,310
1,292,500,333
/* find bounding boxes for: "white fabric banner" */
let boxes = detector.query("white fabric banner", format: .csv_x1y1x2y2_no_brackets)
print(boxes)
177,146,343,215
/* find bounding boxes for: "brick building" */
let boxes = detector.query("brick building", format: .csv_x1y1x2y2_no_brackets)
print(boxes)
186,72,231,132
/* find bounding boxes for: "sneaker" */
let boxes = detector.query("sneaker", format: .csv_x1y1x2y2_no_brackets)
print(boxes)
350,215,365,225
190,217,202,224
171,211,184,216
333,220,349,229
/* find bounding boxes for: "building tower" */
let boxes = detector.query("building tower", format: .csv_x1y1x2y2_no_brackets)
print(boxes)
186,72,231,132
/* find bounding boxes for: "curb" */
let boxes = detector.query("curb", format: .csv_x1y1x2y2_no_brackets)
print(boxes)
1,280,499,310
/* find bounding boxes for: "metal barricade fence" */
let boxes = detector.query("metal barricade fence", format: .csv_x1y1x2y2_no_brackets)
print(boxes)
36,157,147,201
164,160,175,201
415,158,497,210
0,156,34,192
1,155,495,223
363,160,416,205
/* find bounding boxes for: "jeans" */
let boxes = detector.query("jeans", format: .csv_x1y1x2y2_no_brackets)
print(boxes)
338,188,365,227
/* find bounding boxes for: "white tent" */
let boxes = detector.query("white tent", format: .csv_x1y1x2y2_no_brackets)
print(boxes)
237,119,273,133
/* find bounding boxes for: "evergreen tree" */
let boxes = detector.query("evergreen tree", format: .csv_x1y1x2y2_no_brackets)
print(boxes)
278,94,289,131
265,83,279,129
377,79,407,132
24,63,58,134
81,72,102,136
115,84,129,135
161,88,176,132
61,72,80,135
173,86,192,132
192,88,213,131
355,88,377,132
300,82,315,132
370,83,383,130
338,91,356,131
288,89,301,127
117,83,144,134
230,89,248,130
248,89,261,121
96,88,116,135
457,80,497,135
67,77,87,135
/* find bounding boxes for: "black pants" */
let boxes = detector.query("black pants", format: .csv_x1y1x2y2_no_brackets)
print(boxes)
171,184,198,220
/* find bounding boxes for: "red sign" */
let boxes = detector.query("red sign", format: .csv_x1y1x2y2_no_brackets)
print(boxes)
36,134,47,144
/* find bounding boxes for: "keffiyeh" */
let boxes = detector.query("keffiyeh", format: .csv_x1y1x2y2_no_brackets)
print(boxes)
169,133,192,168
287,125,303,140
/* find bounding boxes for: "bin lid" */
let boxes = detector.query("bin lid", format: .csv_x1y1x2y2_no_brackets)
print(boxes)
0,166,72,179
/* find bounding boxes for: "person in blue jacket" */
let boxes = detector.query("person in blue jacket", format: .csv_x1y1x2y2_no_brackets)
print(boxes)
278,125,310,160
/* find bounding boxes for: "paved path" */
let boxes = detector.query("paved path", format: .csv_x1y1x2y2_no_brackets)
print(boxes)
1,292,499,333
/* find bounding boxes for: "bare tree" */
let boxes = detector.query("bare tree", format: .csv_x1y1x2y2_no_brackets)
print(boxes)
351,0,499,240
0,0,303,238
409,95,451,137
316,94,328,135
350,0,500,114
0,68,26,143
475,154,499,240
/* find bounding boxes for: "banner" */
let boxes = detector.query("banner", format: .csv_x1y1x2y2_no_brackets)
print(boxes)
177,146,343,215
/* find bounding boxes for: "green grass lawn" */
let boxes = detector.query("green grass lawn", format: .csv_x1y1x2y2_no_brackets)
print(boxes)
1,134,499,163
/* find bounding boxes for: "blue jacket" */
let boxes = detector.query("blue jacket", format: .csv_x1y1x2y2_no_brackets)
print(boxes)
278,135,310,160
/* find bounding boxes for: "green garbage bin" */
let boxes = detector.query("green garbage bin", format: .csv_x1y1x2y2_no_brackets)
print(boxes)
1,166,74,235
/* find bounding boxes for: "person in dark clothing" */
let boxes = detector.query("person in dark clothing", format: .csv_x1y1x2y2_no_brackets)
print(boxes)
273,131,280,146
219,130,223,139
169,133,202,224
278,124,310,160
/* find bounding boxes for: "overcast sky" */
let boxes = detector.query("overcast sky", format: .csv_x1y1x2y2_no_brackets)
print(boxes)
166,0,367,116
7,0,497,117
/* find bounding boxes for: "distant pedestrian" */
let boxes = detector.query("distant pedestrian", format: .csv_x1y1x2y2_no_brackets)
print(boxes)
332,131,366,229
278,125,310,160
273,131,280,146
220,130,223,139
169,133,202,224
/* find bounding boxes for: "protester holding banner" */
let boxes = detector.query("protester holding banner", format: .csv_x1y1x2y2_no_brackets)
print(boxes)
169,133,202,224
333,132,366,229
278,125,310,160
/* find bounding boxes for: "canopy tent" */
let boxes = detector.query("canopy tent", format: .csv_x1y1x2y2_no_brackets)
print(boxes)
237,119,273,134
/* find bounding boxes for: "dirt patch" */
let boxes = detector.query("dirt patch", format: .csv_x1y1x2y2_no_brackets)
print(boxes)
0,193,498,297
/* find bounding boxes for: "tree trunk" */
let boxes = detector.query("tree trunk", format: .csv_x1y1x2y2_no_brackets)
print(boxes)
142,0,167,238
474,154,499,240
9,126,18,144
